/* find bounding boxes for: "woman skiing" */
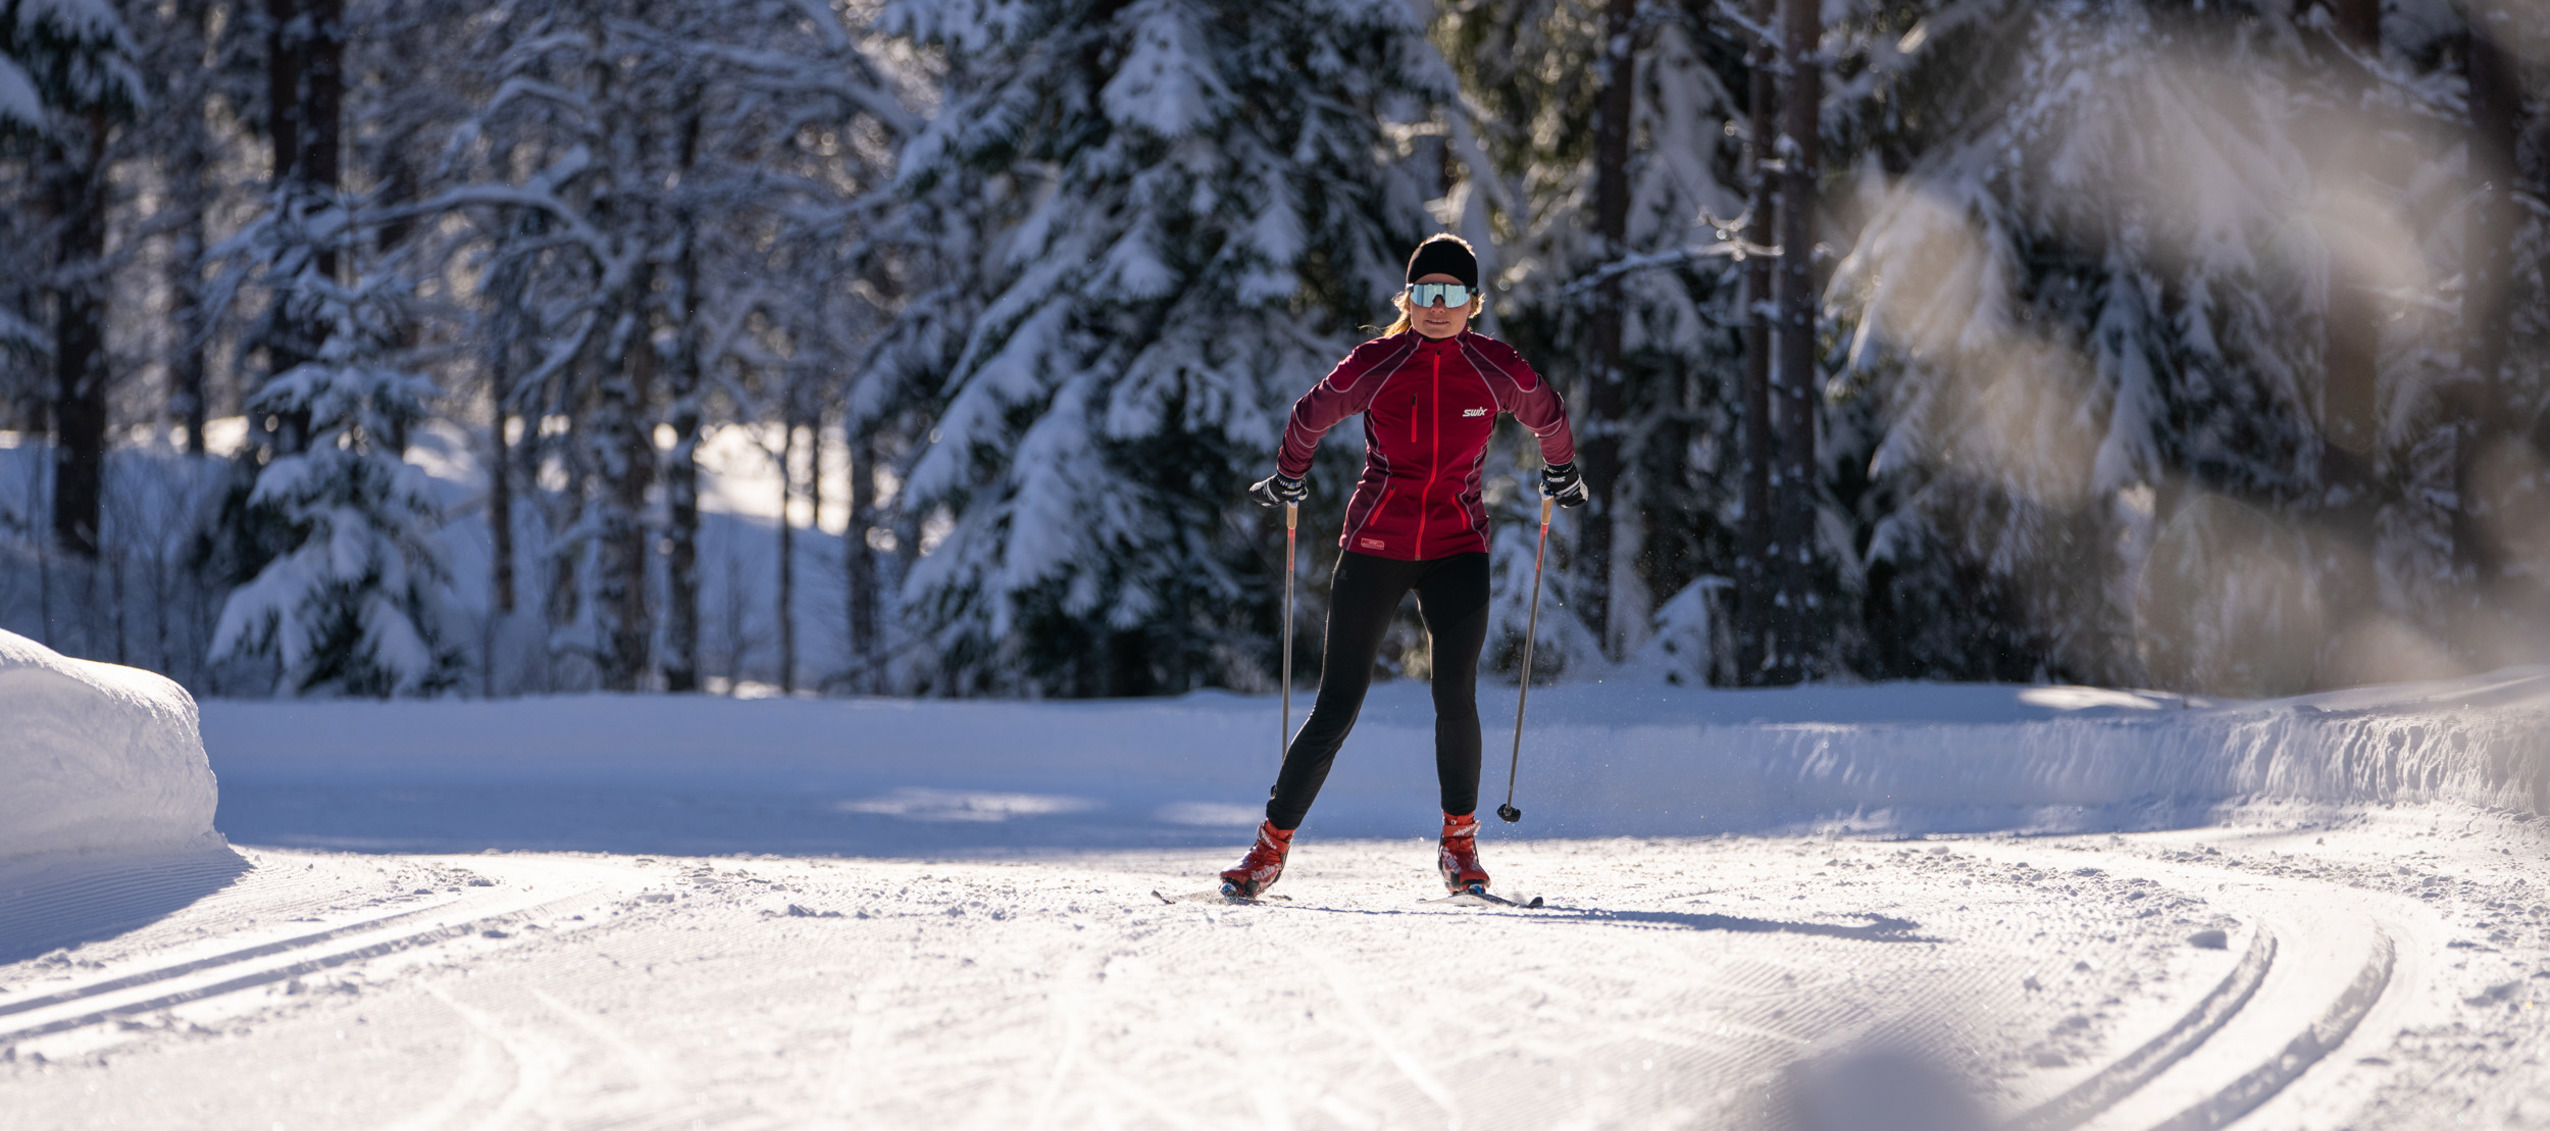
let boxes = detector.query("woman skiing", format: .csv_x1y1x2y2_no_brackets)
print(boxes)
1222,234,1586,898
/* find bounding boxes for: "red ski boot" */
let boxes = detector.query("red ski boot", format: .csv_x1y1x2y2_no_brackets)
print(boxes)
1438,812,1490,893
1219,820,1294,897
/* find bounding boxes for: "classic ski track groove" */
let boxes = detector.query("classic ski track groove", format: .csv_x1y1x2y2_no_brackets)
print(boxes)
0,897,470,1021
0,892,596,1042
2009,925,2277,1131
1960,843,2418,1131
0,857,643,1043
2145,929,2396,1131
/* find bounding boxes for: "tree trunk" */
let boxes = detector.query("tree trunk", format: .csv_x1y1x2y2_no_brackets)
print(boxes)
594,302,656,693
2316,0,2380,461
1737,0,1777,685
847,430,880,691
489,410,514,609
47,116,110,560
542,380,590,652
167,4,212,456
484,204,547,631
804,407,824,686
661,102,705,693
1578,0,1637,659
777,419,798,696
265,0,304,210
369,118,420,456
263,0,343,455
660,377,701,692
544,441,584,637
660,390,700,693
1770,0,1822,684
2463,26,2519,393
487,342,516,621
304,0,341,281
2326,0,2377,47
2457,23,2525,595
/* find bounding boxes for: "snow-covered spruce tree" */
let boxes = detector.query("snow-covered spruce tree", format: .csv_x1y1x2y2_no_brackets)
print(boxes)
840,74,983,694
1821,0,2546,692
1828,2,2304,687
2339,4,2550,684
207,267,458,695
199,0,463,696
1430,0,1751,679
881,0,1444,697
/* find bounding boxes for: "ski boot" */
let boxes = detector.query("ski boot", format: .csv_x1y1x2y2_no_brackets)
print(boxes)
1438,811,1490,894
1219,820,1294,898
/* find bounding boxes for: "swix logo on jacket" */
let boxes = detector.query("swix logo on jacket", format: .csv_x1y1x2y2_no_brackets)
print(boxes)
1278,330,1576,561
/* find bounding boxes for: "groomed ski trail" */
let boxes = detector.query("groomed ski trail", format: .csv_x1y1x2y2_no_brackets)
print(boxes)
4,812,2546,1129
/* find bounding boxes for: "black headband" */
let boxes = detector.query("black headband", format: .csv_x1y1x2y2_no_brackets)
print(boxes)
1405,237,1478,289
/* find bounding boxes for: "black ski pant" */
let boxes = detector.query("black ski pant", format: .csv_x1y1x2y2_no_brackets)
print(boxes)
1266,551,1491,830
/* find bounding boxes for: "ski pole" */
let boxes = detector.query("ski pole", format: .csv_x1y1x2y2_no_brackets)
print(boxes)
1498,495,1555,823
1281,501,1297,771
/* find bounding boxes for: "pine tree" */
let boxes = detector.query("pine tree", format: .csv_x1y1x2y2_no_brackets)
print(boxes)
881,0,1445,696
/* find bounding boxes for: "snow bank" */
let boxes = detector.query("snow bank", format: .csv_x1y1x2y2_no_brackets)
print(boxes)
1518,670,2550,835
0,630,222,863
198,669,2550,853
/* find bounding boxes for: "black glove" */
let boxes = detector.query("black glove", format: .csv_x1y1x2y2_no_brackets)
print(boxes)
1249,472,1308,508
1540,461,1587,508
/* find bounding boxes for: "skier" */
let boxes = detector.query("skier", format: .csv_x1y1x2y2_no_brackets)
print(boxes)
1222,234,1586,898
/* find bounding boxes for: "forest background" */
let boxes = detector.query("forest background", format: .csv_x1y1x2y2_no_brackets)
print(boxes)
3,0,2546,703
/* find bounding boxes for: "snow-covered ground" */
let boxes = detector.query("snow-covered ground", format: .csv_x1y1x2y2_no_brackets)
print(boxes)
4,671,2549,1128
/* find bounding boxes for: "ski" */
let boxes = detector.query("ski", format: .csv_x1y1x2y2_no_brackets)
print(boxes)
1153,888,1291,905
1424,887,1544,909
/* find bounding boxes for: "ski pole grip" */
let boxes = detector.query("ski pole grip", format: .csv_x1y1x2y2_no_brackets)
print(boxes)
1539,496,1553,526
1286,501,1297,531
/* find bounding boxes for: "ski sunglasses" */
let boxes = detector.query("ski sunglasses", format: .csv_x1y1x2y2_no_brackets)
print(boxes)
1404,282,1477,308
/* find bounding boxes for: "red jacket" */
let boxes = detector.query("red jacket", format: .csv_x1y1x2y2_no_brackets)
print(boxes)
1278,330,1576,561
